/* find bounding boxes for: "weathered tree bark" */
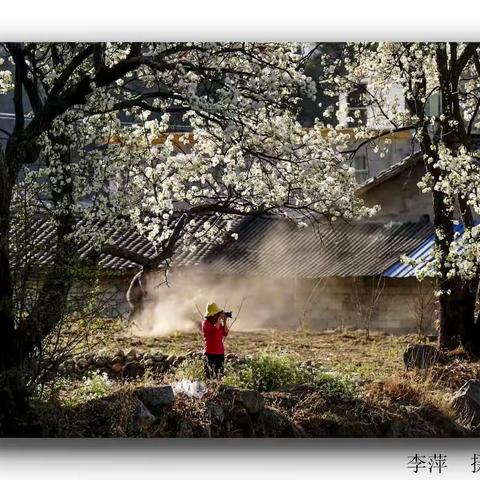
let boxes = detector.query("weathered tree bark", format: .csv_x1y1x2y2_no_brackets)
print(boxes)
454,194,480,355
19,212,77,357
0,151,18,371
457,279,480,355
0,144,34,436
436,46,480,354
431,186,460,350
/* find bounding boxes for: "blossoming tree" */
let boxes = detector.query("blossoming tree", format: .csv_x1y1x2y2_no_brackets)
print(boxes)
0,43,374,380
318,42,480,354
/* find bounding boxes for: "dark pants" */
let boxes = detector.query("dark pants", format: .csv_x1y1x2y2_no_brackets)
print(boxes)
204,354,225,379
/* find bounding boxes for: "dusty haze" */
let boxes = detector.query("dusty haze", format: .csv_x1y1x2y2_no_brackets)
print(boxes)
127,220,332,337
129,267,298,336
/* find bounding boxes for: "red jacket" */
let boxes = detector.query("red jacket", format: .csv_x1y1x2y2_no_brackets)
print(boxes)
202,319,228,354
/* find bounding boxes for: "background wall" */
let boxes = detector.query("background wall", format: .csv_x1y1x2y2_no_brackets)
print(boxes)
100,270,436,335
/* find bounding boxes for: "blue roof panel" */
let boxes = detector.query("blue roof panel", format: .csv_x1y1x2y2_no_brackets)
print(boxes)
382,223,467,278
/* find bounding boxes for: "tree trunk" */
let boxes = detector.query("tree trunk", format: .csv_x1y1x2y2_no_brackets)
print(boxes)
20,212,77,356
20,143,79,358
0,149,32,436
438,276,480,354
458,278,480,356
0,151,19,371
430,177,463,350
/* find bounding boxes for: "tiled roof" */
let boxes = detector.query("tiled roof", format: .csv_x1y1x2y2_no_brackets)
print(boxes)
10,215,229,272
11,214,433,279
198,217,434,278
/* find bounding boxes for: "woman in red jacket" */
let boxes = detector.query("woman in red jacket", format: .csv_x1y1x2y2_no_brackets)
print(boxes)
202,302,230,379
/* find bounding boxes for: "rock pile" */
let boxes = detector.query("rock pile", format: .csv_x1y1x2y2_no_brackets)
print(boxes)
206,385,302,437
59,348,191,378
128,384,301,438
59,350,249,378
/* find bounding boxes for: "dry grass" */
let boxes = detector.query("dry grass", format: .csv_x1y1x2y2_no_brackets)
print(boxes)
91,324,418,381
362,374,465,437
32,324,480,437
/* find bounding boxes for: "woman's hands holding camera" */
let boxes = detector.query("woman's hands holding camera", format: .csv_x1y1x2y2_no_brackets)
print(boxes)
214,312,229,328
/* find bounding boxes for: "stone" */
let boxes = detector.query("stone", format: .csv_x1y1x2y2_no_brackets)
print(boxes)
135,400,156,427
236,389,265,415
126,355,136,363
218,386,265,415
451,380,480,427
126,348,138,358
115,349,125,358
111,363,124,375
112,356,124,365
403,344,442,369
255,407,288,437
207,402,225,424
94,355,108,367
123,360,145,378
261,407,304,437
136,386,175,413
228,406,254,437
77,358,89,369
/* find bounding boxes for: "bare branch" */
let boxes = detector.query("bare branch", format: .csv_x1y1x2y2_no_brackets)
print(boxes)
100,243,154,269
6,43,43,115
339,124,419,158
48,44,95,99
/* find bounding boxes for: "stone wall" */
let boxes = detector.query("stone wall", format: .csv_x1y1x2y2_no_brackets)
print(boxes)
70,273,132,318
294,276,436,334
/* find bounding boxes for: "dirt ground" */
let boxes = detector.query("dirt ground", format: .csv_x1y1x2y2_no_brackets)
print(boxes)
98,325,428,381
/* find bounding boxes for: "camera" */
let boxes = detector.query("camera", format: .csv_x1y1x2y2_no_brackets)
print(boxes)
224,311,232,318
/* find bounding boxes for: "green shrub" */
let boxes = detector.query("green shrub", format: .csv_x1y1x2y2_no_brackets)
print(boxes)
81,371,113,397
312,370,358,401
174,352,358,400
40,370,114,407
223,352,309,391
174,358,205,380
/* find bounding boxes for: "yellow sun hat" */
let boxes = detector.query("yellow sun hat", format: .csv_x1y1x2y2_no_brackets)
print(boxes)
205,302,223,318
